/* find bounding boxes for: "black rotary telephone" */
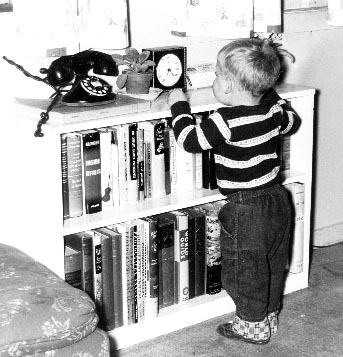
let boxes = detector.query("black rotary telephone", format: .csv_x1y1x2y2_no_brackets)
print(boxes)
3,50,119,136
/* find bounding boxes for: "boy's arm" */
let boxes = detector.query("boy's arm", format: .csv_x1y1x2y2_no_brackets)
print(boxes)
168,90,226,153
262,88,301,136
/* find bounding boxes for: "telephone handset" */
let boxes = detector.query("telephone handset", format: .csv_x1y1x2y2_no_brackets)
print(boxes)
3,50,119,136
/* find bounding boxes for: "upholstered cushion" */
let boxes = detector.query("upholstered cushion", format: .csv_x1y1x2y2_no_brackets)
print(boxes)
34,328,110,357
0,243,99,356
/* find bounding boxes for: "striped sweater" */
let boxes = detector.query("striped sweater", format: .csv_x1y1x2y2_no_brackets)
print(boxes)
170,88,301,195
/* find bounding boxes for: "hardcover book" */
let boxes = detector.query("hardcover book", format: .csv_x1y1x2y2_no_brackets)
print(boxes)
182,207,206,298
64,245,82,290
127,123,139,204
97,226,124,328
285,182,305,274
61,132,83,219
116,222,136,325
99,127,115,209
138,120,166,198
154,213,175,309
93,228,115,331
80,129,102,214
141,216,159,319
164,211,190,304
202,149,217,189
64,232,93,297
196,203,222,295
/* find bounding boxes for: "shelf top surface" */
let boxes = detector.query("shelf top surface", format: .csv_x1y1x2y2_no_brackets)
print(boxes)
11,83,315,133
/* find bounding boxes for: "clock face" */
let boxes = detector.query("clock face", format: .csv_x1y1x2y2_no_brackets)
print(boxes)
156,53,183,88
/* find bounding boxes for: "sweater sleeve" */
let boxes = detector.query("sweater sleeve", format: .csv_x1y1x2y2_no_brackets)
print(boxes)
262,88,301,136
170,101,229,153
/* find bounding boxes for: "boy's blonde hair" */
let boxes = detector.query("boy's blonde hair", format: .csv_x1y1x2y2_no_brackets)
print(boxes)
217,38,293,97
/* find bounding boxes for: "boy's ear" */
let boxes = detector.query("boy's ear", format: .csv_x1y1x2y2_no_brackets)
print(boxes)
224,77,233,94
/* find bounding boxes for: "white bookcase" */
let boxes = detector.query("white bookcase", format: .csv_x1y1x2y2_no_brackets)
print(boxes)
2,83,315,350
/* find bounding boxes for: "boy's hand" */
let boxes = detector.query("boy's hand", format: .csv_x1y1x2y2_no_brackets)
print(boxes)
168,89,188,107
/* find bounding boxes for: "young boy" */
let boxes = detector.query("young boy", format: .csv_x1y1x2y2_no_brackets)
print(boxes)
168,38,300,345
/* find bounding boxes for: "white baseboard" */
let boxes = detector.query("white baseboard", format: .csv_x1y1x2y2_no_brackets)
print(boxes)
313,222,343,247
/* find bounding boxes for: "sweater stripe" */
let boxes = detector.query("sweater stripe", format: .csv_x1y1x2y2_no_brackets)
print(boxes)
215,153,278,169
280,111,295,134
210,112,231,140
230,128,279,148
228,104,282,128
217,166,280,189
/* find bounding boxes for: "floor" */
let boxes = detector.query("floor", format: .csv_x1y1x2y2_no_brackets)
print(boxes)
116,242,343,356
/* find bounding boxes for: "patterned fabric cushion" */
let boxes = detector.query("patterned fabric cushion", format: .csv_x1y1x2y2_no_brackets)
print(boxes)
0,243,99,356
34,328,110,357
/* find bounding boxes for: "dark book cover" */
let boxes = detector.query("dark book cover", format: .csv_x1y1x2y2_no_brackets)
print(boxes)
81,129,102,214
94,229,115,331
64,232,93,296
98,226,124,328
154,213,175,309
64,245,82,289
202,149,217,190
195,204,222,295
164,126,171,195
128,123,138,203
182,207,206,298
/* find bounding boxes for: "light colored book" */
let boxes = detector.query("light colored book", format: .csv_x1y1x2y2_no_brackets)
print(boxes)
138,120,166,198
285,182,305,274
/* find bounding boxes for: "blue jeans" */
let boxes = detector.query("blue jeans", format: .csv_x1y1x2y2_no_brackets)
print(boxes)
218,184,291,322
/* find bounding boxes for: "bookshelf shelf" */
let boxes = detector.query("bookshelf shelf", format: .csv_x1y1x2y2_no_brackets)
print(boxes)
2,83,315,351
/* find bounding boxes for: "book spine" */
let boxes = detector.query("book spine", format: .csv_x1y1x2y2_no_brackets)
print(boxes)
99,226,124,328
97,230,115,331
201,206,222,295
286,182,305,274
82,130,102,214
64,245,82,289
118,125,129,205
92,231,103,311
202,150,210,189
110,127,120,207
80,234,94,297
67,133,83,217
99,128,114,209
61,134,70,220
139,121,165,198
194,212,206,297
182,210,196,299
143,217,159,319
171,212,189,304
209,150,218,189
193,113,203,190
128,123,139,204
113,223,128,326
137,128,145,201
281,136,291,171
164,125,171,196
156,215,175,309
175,140,194,194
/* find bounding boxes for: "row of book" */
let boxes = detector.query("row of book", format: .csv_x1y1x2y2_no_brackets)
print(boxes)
61,112,218,221
64,201,224,331
64,182,304,332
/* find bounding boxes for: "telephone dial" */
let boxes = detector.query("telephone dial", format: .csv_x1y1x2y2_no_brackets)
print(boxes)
3,50,119,136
